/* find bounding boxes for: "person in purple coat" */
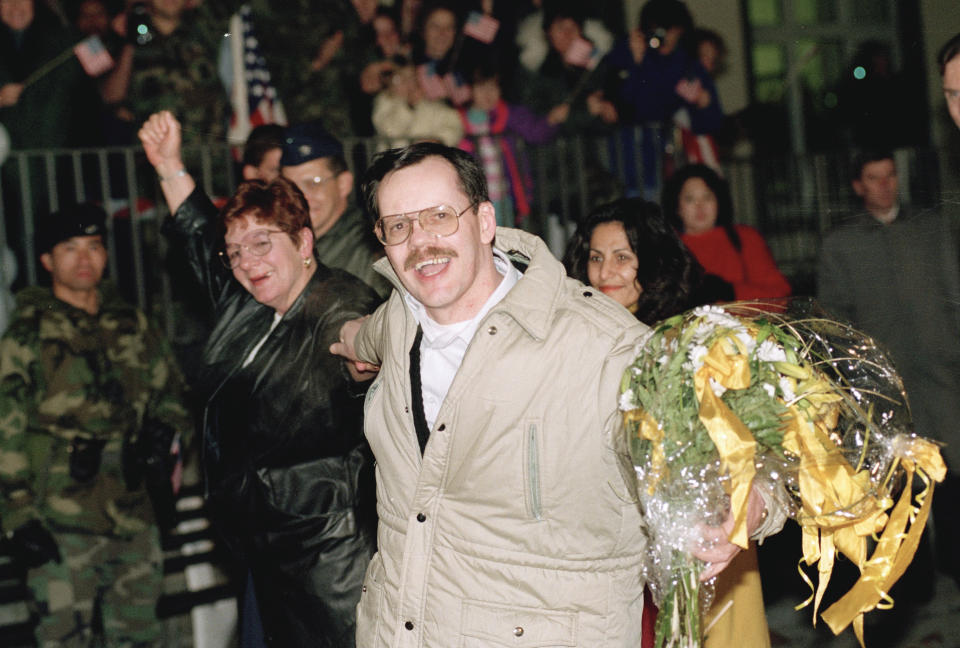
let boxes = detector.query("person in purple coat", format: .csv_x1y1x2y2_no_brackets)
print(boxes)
457,66,557,227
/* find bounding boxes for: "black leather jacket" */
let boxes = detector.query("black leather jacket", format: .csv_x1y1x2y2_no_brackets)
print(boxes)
166,188,380,647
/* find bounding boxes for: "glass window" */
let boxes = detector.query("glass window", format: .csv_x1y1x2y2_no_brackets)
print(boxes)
794,0,837,25
748,0,781,27
797,40,843,93
753,43,786,103
851,0,890,25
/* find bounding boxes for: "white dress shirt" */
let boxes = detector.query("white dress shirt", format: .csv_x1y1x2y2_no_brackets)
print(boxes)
404,248,521,429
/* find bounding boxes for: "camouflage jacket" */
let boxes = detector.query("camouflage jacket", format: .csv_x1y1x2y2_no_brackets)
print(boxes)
129,5,236,145
0,283,192,537
247,0,377,135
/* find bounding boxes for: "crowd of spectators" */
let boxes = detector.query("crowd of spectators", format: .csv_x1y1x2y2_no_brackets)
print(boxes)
2,1,960,644
0,0,729,156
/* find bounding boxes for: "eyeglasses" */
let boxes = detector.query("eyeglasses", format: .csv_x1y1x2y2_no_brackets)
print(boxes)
374,203,476,246
295,175,334,193
219,230,284,268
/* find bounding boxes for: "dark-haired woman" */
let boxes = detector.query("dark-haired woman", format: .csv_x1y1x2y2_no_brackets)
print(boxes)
564,197,701,319
564,197,771,648
140,112,379,647
662,164,791,301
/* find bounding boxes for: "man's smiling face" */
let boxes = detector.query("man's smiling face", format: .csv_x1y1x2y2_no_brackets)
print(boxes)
377,156,497,325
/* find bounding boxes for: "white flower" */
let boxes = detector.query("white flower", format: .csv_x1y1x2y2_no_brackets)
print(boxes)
634,328,656,353
757,339,786,363
619,389,636,411
684,343,709,372
734,330,756,355
710,377,727,397
762,383,776,397
692,305,725,318
693,305,743,332
779,376,796,401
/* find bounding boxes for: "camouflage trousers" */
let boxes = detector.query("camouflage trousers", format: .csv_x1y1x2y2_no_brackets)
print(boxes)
29,527,162,648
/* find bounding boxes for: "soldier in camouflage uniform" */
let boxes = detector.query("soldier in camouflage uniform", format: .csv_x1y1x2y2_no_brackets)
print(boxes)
103,0,239,147
0,204,193,647
247,0,379,136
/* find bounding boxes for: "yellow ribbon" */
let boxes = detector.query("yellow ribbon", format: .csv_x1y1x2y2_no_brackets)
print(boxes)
782,408,891,631
820,438,945,646
693,337,756,549
625,409,667,495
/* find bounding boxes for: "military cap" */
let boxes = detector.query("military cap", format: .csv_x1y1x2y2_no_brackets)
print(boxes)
281,120,343,166
40,203,107,252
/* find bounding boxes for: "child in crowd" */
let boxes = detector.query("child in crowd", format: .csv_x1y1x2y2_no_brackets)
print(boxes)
372,57,464,147
457,68,557,227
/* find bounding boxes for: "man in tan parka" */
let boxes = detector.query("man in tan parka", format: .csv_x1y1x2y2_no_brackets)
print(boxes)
333,143,784,647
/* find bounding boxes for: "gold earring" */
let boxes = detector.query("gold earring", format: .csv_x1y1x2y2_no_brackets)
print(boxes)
303,257,312,268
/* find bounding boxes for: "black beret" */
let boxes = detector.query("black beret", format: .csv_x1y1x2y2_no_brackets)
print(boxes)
40,203,107,253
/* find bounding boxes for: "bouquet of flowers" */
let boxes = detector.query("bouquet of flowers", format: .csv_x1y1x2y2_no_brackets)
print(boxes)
620,301,946,648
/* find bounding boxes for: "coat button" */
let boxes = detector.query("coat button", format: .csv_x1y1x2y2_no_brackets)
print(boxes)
513,626,524,637
487,325,497,335
416,512,426,522
362,585,367,593
437,423,446,431
405,621,414,631
583,290,593,297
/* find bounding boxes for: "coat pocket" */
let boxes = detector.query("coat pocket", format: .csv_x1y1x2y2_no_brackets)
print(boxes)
356,553,385,646
459,599,578,647
523,421,543,520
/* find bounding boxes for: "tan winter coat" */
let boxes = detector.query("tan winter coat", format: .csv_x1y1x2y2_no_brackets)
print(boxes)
354,227,652,647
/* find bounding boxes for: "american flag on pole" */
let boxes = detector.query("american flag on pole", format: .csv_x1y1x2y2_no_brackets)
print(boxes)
463,11,499,44
73,36,114,77
227,5,286,147
564,36,600,70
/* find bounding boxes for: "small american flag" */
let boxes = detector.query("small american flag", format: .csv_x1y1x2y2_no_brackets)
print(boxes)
463,11,499,44
444,73,472,106
73,36,113,77
564,37,600,70
227,5,286,146
417,64,448,101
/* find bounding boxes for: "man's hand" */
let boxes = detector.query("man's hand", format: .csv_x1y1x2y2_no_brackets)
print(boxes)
360,60,396,94
586,91,618,124
138,111,184,176
692,487,765,581
547,103,570,126
628,28,647,65
330,317,380,380
312,31,344,72
675,78,711,109
0,83,24,109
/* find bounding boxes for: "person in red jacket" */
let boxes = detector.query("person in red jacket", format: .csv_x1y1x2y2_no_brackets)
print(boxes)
662,164,791,301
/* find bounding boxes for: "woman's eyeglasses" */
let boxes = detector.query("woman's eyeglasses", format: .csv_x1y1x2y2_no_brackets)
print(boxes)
219,230,284,268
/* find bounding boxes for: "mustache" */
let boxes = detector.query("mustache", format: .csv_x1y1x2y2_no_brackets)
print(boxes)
404,246,458,271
